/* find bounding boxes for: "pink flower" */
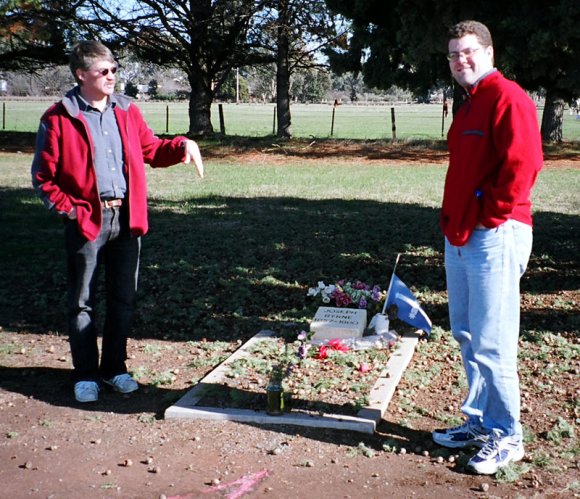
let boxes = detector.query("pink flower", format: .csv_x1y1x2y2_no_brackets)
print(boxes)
358,362,371,373
332,291,352,307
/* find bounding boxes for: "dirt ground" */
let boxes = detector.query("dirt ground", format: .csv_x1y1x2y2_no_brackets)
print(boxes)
1,327,578,499
1,134,578,498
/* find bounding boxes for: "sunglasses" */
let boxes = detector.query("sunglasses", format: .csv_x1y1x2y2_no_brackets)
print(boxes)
92,66,118,76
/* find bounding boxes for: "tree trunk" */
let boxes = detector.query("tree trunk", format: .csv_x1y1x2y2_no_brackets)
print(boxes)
541,89,564,143
276,0,292,139
187,73,214,137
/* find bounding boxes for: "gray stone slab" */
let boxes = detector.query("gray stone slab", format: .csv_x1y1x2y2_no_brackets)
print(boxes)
310,306,367,340
165,329,421,434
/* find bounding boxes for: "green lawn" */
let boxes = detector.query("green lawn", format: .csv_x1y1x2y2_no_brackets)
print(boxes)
3,99,580,140
1,150,577,344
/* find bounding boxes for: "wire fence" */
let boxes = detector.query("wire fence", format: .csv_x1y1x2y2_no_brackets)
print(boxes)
2,99,579,141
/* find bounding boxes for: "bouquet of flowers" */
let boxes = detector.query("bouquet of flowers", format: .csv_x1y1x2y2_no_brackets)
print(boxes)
307,279,384,312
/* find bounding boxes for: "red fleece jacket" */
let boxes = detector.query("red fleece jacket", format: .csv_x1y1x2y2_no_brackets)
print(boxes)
32,89,188,241
441,70,543,246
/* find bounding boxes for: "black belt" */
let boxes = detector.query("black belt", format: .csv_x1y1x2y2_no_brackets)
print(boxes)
101,199,123,208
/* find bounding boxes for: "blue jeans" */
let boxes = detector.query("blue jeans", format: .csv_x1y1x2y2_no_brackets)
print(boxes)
445,219,532,438
65,206,140,382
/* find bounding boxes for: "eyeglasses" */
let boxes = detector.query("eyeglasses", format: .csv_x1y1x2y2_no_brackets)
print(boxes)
447,47,481,62
92,66,118,76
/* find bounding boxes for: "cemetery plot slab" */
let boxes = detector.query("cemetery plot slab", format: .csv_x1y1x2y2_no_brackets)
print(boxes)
165,329,421,434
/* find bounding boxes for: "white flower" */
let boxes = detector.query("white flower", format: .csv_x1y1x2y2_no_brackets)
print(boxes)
321,284,336,302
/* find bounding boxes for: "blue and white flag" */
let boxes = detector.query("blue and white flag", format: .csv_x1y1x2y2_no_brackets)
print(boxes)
385,274,432,335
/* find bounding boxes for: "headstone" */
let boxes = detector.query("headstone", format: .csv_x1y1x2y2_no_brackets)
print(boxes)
310,306,367,340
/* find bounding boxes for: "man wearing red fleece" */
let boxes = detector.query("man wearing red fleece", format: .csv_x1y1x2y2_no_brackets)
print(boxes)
432,21,543,475
32,41,204,403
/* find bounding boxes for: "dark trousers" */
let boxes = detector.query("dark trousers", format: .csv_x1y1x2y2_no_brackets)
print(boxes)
65,206,140,382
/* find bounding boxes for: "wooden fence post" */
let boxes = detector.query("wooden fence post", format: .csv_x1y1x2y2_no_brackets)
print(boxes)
391,107,397,140
218,104,226,134
331,104,336,136
165,105,169,133
441,98,448,137
272,106,277,135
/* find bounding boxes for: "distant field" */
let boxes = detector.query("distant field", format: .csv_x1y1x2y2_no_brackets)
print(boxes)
3,99,580,141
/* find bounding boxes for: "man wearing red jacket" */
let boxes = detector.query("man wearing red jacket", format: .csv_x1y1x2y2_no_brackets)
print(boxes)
432,21,543,474
32,40,204,403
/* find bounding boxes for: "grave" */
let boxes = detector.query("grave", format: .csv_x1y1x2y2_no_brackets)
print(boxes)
165,328,421,434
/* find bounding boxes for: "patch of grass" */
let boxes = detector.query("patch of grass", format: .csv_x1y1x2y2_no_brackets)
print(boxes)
347,442,376,458
188,356,226,370
150,370,176,386
495,462,532,483
530,451,553,468
403,363,443,387
225,361,249,379
131,365,151,380
546,417,576,444
561,481,580,494
434,414,464,427
351,396,370,412
142,343,164,355
193,340,237,353
382,438,403,453
522,426,536,445
137,413,156,425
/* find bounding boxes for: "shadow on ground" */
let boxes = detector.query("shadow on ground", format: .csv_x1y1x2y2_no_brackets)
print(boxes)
1,187,578,341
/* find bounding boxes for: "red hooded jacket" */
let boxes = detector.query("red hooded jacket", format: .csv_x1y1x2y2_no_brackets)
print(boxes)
32,89,188,241
441,71,543,246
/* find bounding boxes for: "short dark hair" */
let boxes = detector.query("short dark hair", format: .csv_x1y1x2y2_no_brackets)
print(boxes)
448,20,493,48
69,40,115,84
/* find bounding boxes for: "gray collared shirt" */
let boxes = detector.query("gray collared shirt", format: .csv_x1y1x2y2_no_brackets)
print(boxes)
76,93,126,199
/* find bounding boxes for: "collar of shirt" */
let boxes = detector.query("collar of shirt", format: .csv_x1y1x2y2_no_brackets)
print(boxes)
468,68,498,94
75,90,118,113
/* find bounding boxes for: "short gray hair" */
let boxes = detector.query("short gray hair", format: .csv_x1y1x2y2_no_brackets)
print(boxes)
69,40,115,84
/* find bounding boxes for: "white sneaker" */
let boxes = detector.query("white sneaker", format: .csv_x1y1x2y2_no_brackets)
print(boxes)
104,374,139,394
467,431,525,475
432,420,490,449
74,381,99,403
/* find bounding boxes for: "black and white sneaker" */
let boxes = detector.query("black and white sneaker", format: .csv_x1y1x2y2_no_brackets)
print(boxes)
467,431,525,475
432,420,490,449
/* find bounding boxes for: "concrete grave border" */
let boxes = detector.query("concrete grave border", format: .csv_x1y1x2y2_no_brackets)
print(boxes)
165,329,421,434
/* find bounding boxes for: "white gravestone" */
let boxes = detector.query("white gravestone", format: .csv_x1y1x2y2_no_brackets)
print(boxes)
310,306,367,340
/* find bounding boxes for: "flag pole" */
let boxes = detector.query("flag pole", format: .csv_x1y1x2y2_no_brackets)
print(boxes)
381,253,400,314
